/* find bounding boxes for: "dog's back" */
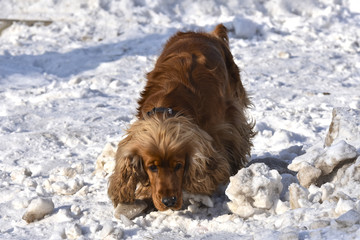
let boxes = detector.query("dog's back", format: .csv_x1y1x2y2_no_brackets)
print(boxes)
138,23,254,173
139,25,248,125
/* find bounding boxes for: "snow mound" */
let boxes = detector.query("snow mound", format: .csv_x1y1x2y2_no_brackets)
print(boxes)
289,108,359,190
289,140,357,188
183,192,214,208
65,223,82,239
325,108,360,150
288,183,312,209
288,108,360,192
331,156,360,200
114,200,148,220
225,163,285,218
43,165,86,196
335,209,360,228
10,167,32,184
289,145,359,203
287,108,360,219
22,197,54,223
230,16,261,39
95,141,117,176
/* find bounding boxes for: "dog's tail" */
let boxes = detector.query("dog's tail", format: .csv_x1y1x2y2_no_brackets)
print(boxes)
212,24,229,45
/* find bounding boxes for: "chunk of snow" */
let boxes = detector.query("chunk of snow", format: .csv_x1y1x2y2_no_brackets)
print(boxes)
232,17,260,39
22,197,55,223
118,214,134,227
288,143,324,172
280,173,298,201
70,204,81,216
89,221,101,233
309,220,330,230
335,198,356,216
98,221,123,239
325,108,360,149
51,177,84,195
320,183,335,202
330,156,360,199
278,51,291,59
226,163,283,218
24,178,37,188
99,221,114,239
297,163,321,188
95,142,117,176
314,140,357,175
274,199,290,215
289,140,357,188
65,223,82,239
10,167,32,184
113,199,147,220
53,208,73,223
183,192,214,208
289,183,310,209
335,209,360,228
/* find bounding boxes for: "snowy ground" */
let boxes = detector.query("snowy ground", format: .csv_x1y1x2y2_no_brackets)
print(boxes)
1,0,360,239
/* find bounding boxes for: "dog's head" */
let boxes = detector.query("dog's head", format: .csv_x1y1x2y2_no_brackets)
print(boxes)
140,143,189,210
109,115,195,210
136,115,193,210
108,115,228,211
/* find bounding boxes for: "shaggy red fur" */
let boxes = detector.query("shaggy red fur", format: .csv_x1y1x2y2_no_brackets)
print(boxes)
108,24,255,211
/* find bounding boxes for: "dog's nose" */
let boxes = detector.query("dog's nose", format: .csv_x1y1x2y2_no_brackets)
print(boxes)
162,196,177,207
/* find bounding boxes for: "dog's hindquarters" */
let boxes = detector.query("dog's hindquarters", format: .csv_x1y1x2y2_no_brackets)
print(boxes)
212,24,255,173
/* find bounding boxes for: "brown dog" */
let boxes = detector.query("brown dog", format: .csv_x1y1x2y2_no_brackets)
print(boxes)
108,24,255,211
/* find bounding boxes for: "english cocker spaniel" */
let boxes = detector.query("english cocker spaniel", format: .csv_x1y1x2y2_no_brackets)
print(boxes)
108,24,255,211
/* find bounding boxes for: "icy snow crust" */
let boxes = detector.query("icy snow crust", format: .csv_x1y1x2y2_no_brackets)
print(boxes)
1,0,360,239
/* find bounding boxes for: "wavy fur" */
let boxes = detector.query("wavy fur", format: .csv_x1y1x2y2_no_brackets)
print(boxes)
108,24,255,210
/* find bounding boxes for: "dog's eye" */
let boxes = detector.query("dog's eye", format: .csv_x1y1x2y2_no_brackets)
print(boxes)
174,163,182,171
148,165,158,172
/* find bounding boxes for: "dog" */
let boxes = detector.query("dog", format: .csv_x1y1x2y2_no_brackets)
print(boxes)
108,24,255,211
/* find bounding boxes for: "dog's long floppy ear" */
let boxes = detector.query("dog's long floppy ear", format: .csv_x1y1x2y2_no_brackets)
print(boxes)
107,134,147,207
183,125,231,195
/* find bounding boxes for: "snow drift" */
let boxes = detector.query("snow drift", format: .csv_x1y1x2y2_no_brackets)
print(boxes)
1,0,360,239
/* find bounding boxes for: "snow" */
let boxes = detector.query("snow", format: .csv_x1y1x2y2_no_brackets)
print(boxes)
324,107,360,149
232,16,261,39
288,140,357,187
226,163,284,218
114,200,148,220
0,0,360,239
22,197,55,223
